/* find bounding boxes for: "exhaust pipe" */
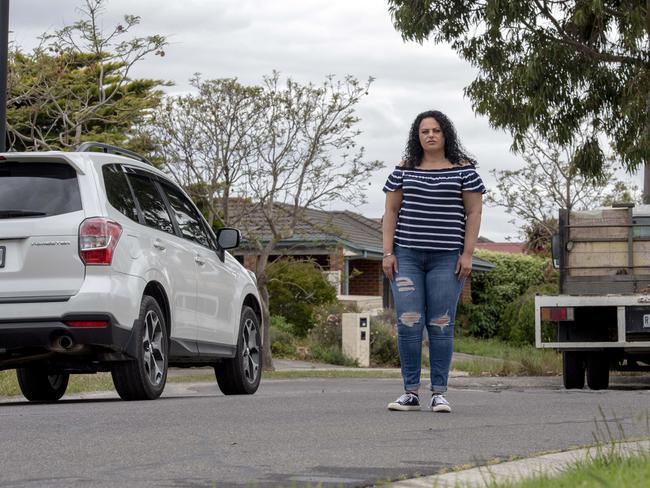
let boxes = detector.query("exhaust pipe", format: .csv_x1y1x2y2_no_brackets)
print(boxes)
58,335,74,350
51,335,75,352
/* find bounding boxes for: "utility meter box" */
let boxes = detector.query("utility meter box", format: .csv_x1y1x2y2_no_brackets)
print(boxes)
342,313,370,367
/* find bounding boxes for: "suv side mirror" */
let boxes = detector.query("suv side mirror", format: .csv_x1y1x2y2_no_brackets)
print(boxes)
217,228,240,250
551,234,561,269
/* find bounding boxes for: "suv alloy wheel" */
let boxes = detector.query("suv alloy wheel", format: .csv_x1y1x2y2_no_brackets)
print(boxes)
215,306,261,395
111,295,168,400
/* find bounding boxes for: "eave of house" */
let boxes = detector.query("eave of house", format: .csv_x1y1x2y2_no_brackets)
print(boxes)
236,236,495,271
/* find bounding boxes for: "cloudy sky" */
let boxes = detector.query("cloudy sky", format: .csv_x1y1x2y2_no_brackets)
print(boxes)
9,0,545,240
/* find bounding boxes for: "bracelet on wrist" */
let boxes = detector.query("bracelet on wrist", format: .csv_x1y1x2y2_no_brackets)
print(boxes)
383,252,393,258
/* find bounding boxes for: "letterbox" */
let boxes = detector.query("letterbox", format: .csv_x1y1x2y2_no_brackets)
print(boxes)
342,313,370,367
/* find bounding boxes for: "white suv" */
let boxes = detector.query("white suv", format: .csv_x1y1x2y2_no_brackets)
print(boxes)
0,143,263,401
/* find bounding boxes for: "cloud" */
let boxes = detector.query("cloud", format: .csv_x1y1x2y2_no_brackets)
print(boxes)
8,0,524,240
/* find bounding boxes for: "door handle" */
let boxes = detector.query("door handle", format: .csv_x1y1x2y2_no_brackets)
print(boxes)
195,256,205,266
153,240,166,251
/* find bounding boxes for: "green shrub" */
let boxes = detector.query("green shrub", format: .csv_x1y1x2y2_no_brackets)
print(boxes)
308,301,363,348
308,343,358,367
266,258,337,337
457,301,501,338
269,315,299,358
501,281,559,345
309,305,344,348
370,321,400,367
463,250,552,338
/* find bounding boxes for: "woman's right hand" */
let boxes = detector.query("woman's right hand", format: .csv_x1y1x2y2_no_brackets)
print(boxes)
382,255,398,281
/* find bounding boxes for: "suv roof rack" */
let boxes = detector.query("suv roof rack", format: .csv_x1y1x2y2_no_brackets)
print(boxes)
76,141,153,166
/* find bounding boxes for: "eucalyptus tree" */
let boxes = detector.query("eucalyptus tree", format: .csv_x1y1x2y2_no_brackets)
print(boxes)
387,1,650,200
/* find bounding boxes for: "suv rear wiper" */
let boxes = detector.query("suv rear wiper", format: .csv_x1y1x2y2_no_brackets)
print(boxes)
0,210,48,218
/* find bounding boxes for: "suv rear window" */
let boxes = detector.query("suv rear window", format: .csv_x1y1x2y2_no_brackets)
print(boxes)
0,162,82,218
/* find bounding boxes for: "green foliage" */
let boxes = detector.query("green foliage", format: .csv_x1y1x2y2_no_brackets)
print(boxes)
453,336,562,376
308,301,359,349
308,343,359,367
369,312,400,367
501,452,650,487
7,0,168,152
305,304,354,365
461,250,552,338
266,259,337,337
387,0,650,177
269,315,299,359
500,282,559,345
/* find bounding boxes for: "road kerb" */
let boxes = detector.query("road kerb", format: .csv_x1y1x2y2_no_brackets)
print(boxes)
387,439,650,487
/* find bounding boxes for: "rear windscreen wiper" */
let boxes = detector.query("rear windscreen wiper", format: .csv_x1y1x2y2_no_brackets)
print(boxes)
0,210,48,218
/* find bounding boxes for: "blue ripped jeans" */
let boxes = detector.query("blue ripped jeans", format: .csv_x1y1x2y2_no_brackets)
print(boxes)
390,245,465,394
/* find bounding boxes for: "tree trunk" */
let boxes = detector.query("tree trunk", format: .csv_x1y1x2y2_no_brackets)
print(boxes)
643,161,650,204
645,107,650,204
255,252,274,371
258,277,274,372
645,5,649,204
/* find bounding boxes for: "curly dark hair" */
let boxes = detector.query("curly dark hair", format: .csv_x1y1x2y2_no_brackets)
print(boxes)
402,110,476,168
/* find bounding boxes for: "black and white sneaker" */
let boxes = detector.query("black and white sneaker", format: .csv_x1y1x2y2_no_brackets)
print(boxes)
387,393,420,411
429,394,451,413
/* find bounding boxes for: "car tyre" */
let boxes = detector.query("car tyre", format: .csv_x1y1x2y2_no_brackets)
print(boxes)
215,306,262,395
16,367,69,402
586,352,609,390
563,351,585,389
111,295,168,400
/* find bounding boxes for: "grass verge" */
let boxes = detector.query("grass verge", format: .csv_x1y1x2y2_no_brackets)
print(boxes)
454,336,562,376
0,368,404,397
488,447,650,488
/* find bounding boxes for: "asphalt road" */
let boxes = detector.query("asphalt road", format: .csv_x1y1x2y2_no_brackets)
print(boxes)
0,375,649,488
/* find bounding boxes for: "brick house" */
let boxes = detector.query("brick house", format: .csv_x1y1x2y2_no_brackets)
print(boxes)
228,200,494,306
475,241,527,254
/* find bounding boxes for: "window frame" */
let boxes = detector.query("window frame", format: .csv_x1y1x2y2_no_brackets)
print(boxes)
158,180,216,251
121,165,219,251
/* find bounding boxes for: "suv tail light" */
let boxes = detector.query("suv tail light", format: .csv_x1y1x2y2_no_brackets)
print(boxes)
79,218,122,265
65,320,109,328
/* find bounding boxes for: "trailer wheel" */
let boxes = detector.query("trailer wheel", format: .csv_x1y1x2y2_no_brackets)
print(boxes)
563,351,585,389
586,353,609,390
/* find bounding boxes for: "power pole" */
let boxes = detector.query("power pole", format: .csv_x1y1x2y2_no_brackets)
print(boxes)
0,0,8,152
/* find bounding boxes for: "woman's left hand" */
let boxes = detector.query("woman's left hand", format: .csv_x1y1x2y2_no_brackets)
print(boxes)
455,253,473,280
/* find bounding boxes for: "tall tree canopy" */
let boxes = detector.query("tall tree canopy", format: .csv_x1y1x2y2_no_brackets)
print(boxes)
7,0,168,152
387,1,649,194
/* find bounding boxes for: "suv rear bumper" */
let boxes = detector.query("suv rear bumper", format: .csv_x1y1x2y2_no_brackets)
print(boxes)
0,314,137,369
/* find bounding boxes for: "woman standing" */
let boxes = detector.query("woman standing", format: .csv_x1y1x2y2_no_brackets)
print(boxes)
382,110,485,413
